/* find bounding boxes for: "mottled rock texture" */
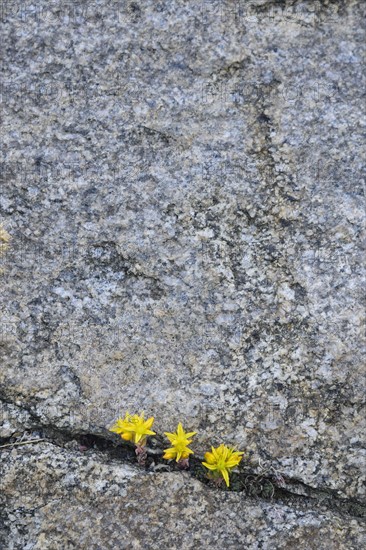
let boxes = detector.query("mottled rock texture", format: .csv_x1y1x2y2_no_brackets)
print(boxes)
1,443,365,550
0,0,365,547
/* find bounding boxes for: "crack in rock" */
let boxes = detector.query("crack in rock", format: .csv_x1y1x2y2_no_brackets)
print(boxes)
1,398,365,520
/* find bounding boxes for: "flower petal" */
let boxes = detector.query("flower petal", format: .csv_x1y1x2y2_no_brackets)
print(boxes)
163,447,176,455
109,425,123,434
204,452,216,464
202,461,218,471
222,445,229,461
144,417,154,429
163,450,175,460
221,468,230,487
211,446,220,460
226,457,242,468
134,432,143,444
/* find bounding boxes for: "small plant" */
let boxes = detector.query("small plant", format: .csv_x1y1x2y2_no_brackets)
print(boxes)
163,422,197,469
202,444,244,487
109,412,155,466
108,413,246,487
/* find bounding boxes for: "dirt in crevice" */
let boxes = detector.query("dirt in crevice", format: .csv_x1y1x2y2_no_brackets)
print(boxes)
1,412,365,521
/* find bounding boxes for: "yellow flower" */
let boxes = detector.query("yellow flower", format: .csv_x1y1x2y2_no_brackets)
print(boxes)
163,422,197,462
109,412,155,446
202,444,244,487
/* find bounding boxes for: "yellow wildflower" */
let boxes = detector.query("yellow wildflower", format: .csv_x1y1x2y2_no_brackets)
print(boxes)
202,444,244,487
109,412,155,446
163,422,197,462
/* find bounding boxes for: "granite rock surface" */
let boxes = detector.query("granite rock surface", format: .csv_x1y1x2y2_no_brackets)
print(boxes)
0,0,365,547
1,443,365,550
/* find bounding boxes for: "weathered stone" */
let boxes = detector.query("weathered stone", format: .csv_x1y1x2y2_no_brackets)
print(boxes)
1,443,365,549
1,1,365,545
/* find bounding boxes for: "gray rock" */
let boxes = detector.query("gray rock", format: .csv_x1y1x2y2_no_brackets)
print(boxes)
1,443,365,549
0,0,365,544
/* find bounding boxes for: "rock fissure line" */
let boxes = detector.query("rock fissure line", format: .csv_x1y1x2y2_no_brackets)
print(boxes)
1,397,365,520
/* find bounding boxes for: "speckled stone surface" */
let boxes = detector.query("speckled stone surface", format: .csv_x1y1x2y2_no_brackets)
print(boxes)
0,1,365,545
1,443,365,550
